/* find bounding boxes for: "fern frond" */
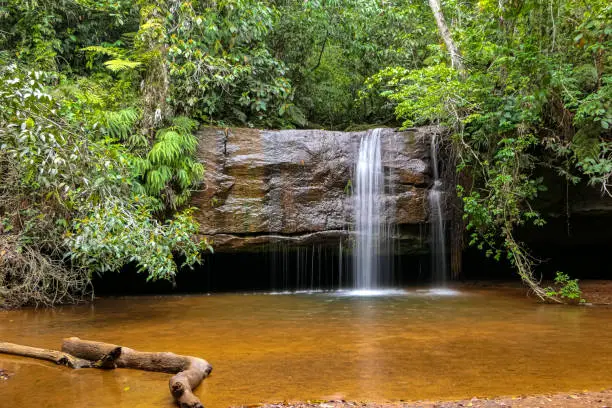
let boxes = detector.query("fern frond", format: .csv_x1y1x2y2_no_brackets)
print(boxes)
156,128,198,154
171,116,199,133
176,169,190,190
80,45,124,59
120,32,138,46
127,133,148,148
138,117,202,210
103,59,143,72
105,108,140,140
191,162,204,180
178,157,204,181
148,131,183,164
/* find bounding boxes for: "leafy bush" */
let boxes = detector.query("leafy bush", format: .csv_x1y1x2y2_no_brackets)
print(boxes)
134,116,204,211
365,0,609,302
546,272,583,302
66,202,210,281
0,64,209,307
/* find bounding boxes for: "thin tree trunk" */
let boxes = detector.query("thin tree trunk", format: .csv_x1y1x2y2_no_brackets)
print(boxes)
428,0,465,72
428,0,465,278
137,1,171,138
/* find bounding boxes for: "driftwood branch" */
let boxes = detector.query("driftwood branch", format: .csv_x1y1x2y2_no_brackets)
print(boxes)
62,337,213,408
0,341,117,369
0,337,212,408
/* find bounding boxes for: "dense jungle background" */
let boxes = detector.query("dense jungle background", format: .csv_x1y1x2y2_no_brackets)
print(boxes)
0,0,609,307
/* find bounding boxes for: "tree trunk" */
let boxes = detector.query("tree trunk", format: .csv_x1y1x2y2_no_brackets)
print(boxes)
428,0,465,72
449,169,470,280
450,220,463,279
0,337,212,408
62,337,212,408
428,0,465,277
137,1,171,138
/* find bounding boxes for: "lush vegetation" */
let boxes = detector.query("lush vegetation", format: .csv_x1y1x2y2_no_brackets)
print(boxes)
0,0,609,306
364,0,610,301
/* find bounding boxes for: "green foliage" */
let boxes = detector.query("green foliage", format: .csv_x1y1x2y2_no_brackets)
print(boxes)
546,272,583,302
104,108,145,147
135,116,205,210
367,0,609,301
81,44,143,72
364,64,481,128
67,202,211,281
270,0,437,128
0,0,138,73
164,0,295,127
105,59,143,72
1,0,442,130
0,63,209,307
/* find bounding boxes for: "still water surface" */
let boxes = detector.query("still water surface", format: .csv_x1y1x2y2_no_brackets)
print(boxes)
1,287,612,408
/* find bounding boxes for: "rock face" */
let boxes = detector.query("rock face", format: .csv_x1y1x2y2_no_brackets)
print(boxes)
191,127,437,253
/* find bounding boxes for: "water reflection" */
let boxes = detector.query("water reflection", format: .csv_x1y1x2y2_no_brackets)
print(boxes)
1,287,612,408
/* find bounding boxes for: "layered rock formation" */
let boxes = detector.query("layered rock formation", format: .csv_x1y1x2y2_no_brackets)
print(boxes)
191,127,437,253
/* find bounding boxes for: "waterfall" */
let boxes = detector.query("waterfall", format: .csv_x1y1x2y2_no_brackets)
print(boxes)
353,129,392,289
429,133,448,284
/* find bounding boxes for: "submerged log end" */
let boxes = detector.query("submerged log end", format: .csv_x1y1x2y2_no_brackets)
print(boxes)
170,379,203,408
57,354,93,369
169,358,212,408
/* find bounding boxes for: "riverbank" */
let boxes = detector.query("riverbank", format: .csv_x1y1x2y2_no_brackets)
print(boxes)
456,280,612,305
251,389,612,408
577,281,612,305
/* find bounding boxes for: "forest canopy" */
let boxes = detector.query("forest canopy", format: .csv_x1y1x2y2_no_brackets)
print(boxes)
0,0,610,306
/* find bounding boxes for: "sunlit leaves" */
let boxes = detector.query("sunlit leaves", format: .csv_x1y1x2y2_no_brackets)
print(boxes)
365,64,483,128
103,59,142,72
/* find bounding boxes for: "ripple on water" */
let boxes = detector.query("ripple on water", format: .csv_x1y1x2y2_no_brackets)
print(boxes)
259,288,463,297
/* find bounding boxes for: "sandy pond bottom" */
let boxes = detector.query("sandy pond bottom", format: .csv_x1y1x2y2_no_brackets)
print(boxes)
1,286,612,408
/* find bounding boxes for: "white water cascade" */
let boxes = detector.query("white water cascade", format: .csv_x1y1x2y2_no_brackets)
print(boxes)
353,129,392,289
429,133,448,283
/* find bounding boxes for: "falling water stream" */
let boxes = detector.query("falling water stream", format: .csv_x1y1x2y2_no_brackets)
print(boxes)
429,133,448,283
353,129,392,290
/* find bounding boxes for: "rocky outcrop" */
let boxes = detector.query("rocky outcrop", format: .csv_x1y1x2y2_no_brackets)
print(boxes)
191,127,437,253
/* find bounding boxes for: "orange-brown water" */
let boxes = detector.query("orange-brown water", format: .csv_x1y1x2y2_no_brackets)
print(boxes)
1,287,612,408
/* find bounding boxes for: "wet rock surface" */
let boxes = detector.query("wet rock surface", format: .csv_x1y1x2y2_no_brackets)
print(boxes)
192,127,436,253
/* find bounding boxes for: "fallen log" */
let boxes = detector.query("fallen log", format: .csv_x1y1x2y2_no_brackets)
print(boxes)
0,337,212,408
0,341,119,369
62,337,212,408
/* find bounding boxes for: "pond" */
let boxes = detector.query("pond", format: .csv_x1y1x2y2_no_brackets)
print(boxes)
1,286,612,408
